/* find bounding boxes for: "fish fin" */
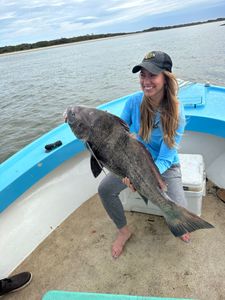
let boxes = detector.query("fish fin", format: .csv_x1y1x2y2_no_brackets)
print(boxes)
139,194,148,205
90,155,103,178
137,141,167,191
163,202,214,237
85,142,104,178
110,114,130,132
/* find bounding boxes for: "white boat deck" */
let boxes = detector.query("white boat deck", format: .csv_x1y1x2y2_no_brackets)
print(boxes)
6,180,225,300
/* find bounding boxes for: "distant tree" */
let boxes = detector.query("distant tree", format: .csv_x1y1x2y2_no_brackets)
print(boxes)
0,17,224,55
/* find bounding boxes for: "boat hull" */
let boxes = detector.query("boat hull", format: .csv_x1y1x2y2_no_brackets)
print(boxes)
1,81,225,276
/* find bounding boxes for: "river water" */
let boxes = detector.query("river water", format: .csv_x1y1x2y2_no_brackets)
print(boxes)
0,21,224,163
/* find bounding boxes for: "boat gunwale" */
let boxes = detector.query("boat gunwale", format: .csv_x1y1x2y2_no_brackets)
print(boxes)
1,84,225,212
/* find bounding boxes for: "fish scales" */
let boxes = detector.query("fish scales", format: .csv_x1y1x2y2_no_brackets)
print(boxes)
66,105,214,237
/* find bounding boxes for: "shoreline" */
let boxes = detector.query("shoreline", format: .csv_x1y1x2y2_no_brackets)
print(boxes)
1,18,224,57
0,33,136,57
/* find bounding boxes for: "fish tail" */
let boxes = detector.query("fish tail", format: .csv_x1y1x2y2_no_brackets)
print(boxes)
163,203,214,237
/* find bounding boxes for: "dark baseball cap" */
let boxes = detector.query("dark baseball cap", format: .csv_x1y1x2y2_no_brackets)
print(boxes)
132,51,172,74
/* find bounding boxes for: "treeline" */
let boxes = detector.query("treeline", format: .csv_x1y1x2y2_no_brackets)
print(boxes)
0,17,224,55
0,33,128,55
141,17,225,32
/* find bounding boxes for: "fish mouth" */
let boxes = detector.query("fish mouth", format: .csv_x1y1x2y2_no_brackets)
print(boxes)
65,106,76,125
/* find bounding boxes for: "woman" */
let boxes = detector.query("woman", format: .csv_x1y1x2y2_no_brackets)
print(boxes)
98,50,190,259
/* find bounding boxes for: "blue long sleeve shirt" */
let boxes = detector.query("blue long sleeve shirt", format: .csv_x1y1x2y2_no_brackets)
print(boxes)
121,91,186,174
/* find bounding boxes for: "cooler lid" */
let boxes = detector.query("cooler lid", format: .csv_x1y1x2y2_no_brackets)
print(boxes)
179,154,205,192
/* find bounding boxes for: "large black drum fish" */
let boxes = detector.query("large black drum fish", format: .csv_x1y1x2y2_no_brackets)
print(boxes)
66,105,214,237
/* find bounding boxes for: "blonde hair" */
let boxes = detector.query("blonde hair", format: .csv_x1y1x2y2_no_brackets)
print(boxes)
139,71,179,148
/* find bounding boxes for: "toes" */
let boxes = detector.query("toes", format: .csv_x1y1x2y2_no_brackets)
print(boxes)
180,233,191,243
112,246,122,258
111,230,132,258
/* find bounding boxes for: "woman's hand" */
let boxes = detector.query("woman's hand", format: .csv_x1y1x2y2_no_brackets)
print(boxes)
122,177,136,192
129,133,137,139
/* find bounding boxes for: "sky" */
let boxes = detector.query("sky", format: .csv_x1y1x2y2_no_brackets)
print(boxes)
0,0,225,47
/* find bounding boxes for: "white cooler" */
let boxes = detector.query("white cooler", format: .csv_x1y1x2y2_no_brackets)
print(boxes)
120,154,206,216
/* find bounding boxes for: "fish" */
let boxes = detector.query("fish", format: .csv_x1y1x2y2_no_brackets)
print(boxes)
66,105,214,237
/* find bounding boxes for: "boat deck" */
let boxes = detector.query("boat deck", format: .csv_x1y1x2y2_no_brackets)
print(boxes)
6,181,225,300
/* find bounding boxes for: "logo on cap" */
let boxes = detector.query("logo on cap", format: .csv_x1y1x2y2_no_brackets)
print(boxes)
144,52,155,60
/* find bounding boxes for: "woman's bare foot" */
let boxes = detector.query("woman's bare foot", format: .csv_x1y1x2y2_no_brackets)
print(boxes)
180,232,191,243
112,226,132,258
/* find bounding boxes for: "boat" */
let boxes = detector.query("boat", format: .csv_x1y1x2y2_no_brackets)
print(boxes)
0,80,225,300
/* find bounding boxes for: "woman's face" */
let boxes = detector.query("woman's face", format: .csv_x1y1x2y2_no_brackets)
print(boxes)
139,68,165,102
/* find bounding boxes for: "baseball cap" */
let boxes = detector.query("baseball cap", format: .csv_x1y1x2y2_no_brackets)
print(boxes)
132,51,172,74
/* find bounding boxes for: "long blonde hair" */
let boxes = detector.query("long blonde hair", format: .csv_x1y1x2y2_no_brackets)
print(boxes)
139,71,179,148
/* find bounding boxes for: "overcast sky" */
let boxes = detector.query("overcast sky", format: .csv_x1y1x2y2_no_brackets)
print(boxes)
0,0,224,47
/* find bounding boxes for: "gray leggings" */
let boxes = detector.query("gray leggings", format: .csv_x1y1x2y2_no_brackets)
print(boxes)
98,164,187,229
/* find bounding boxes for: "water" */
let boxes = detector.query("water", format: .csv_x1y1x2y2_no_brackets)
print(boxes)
0,21,224,163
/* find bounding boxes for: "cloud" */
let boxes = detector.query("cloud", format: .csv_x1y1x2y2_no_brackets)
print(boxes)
107,0,147,11
106,0,211,21
77,16,99,21
0,12,16,21
0,0,224,46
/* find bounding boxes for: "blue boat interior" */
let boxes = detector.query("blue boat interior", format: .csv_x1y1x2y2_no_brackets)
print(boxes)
1,83,225,212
